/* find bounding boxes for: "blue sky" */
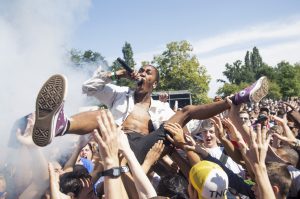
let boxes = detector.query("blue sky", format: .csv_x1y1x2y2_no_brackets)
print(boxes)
70,0,300,96
72,0,300,56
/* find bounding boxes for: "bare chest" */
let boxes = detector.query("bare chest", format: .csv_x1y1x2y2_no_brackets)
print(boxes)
122,103,154,134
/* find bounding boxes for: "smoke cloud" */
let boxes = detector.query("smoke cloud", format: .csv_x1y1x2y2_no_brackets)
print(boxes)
0,0,95,197
0,0,92,145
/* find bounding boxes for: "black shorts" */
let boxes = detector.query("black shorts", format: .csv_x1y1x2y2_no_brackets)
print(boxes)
126,124,171,164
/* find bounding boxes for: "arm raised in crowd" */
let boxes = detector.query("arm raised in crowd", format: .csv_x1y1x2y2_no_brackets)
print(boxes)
17,114,49,199
118,131,157,199
226,97,252,144
142,140,165,174
271,115,299,144
165,123,201,167
118,140,164,199
93,110,126,199
211,116,245,166
238,124,276,199
48,163,71,199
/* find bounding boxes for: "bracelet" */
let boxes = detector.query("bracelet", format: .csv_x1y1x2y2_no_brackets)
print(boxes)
111,72,117,81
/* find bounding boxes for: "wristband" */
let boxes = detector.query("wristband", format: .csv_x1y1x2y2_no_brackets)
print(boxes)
111,72,117,81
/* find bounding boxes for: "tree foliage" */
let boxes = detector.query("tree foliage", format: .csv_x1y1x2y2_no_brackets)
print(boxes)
216,82,248,98
111,42,137,88
218,47,300,99
152,41,211,104
70,49,108,69
275,61,300,98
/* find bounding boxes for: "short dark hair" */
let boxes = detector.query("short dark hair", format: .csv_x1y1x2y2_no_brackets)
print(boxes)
59,172,83,196
266,162,292,198
59,165,91,196
156,174,189,199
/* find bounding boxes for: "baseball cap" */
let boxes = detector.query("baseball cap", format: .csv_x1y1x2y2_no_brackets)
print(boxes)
189,161,228,199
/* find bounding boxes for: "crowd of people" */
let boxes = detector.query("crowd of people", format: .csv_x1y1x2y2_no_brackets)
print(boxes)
1,64,300,199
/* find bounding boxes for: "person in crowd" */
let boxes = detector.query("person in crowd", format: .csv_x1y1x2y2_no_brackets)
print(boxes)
239,110,251,126
193,119,244,176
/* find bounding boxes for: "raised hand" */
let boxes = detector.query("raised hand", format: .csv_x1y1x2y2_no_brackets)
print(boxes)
117,130,132,154
239,124,271,168
142,140,165,173
270,115,287,126
221,118,242,142
16,113,35,147
93,110,119,169
158,92,169,103
211,116,225,140
144,140,165,164
284,101,299,112
48,163,71,199
272,133,299,148
164,123,186,148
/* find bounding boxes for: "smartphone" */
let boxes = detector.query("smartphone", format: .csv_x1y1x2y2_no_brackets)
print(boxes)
254,114,268,125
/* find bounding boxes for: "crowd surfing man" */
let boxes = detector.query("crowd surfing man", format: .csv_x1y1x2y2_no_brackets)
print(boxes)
32,65,269,165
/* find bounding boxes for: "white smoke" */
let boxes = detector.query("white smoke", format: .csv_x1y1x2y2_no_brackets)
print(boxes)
0,0,94,197
0,0,92,144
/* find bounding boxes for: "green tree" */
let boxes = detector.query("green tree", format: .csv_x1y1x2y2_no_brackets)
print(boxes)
218,47,280,98
152,40,211,104
223,60,243,84
122,42,136,68
141,61,150,66
245,51,251,69
70,49,109,70
250,47,263,77
112,42,137,88
267,81,282,100
274,61,300,98
216,82,248,98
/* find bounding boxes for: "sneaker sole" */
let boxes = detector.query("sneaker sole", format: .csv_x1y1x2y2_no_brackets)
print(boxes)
250,76,269,103
32,74,67,147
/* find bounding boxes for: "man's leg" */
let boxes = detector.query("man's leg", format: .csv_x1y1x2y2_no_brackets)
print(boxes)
32,75,101,147
68,110,102,134
168,76,269,127
167,100,230,127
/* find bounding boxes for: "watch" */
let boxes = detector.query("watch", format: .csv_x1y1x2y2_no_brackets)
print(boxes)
120,166,129,173
100,167,121,178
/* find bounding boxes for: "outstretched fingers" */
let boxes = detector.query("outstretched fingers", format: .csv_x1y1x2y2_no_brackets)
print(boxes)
93,129,105,149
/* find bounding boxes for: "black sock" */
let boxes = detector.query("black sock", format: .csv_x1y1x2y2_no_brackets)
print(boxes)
65,120,70,133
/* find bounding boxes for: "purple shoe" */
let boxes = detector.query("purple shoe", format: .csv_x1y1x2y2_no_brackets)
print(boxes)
232,76,269,105
32,74,68,147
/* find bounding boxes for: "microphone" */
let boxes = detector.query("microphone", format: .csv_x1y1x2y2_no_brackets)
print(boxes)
117,57,133,73
117,58,143,84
